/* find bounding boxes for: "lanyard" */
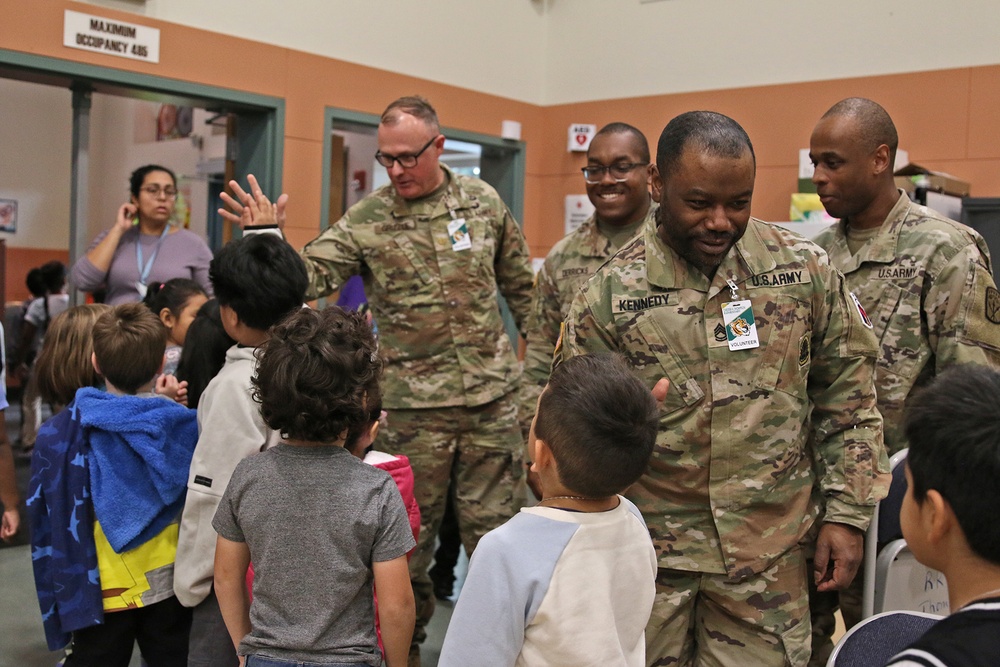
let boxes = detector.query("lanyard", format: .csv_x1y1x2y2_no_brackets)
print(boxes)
135,225,170,286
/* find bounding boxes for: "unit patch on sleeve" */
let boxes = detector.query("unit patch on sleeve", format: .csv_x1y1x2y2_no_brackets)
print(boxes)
850,292,874,329
986,287,1000,324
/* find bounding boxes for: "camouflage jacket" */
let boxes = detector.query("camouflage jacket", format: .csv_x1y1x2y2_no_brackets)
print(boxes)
815,192,1000,454
557,217,889,576
519,207,655,436
299,167,534,410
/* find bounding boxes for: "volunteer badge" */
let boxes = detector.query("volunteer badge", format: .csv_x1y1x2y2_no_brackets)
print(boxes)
722,300,760,351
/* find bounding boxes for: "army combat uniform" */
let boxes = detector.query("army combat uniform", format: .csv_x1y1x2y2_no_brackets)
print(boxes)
298,166,534,643
519,207,655,438
557,215,889,666
807,191,1000,664
815,191,1000,454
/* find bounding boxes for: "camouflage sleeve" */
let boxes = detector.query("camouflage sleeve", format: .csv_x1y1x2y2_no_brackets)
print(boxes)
518,262,565,439
927,242,1000,369
555,283,619,366
493,207,534,336
808,265,890,532
298,213,363,301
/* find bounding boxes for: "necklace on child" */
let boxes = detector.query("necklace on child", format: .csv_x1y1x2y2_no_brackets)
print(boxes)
538,495,613,505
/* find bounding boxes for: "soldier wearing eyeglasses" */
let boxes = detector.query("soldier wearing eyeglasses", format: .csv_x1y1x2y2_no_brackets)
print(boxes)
222,96,533,667
519,123,653,487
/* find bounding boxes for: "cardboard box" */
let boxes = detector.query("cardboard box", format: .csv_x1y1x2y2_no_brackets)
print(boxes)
894,163,970,198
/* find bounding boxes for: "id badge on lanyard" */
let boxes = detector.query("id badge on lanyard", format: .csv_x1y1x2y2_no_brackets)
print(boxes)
722,277,759,351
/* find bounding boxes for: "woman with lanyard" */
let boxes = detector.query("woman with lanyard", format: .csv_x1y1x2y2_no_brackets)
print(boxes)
71,165,213,304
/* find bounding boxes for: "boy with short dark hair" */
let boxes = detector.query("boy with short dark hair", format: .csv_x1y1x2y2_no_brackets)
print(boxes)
885,364,1000,666
173,234,308,667
213,306,416,667
28,303,198,666
439,353,659,667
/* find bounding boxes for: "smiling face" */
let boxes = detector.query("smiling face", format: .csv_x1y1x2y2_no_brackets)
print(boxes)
652,143,755,278
809,113,887,222
585,132,651,227
131,169,176,228
377,112,445,200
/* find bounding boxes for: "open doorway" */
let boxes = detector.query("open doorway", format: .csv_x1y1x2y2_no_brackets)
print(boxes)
0,48,285,306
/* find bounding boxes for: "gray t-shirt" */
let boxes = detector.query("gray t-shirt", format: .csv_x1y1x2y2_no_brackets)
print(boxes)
213,443,415,665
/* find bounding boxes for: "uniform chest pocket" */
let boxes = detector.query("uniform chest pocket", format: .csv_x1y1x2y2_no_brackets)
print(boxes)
368,234,436,293
870,284,928,374
632,313,705,416
753,295,810,398
451,213,492,279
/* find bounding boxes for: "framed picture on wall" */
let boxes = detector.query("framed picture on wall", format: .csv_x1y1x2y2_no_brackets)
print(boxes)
0,199,16,233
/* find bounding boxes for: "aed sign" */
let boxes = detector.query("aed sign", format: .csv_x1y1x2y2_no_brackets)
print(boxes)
568,124,596,152
63,10,161,63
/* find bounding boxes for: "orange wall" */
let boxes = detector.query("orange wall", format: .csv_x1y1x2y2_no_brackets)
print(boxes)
536,68,1000,255
3,0,999,265
4,248,71,304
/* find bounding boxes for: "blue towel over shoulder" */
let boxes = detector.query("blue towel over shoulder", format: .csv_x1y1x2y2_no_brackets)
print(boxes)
76,387,198,553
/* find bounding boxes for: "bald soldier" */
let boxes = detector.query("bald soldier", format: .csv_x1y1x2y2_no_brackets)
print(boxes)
223,96,533,667
557,110,889,666
520,123,654,475
807,97,1000,664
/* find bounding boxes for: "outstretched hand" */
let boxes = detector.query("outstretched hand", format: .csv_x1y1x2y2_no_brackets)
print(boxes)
218,174,288,230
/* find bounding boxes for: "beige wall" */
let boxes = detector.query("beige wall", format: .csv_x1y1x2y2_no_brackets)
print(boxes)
3,1,1000,269
78,0,1000,105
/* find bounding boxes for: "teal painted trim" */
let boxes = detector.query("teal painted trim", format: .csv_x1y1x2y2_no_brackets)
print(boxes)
0,48,283,110
0,48,285,236
322,107,381,231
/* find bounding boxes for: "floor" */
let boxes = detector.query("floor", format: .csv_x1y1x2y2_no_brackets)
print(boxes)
0,398,458,667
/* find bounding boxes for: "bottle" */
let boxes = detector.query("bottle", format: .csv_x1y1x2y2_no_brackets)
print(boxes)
914,175,931,206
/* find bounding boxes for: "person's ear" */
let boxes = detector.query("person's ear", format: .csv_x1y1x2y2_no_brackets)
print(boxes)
91,352,102,377
368,420,380,442
159,307,175,329
532,437,554,474
924,489,953,545
649,164,665,204
872,144,892,177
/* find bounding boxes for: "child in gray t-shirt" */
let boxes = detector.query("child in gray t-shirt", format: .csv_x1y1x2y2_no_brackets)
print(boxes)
212,307,416,667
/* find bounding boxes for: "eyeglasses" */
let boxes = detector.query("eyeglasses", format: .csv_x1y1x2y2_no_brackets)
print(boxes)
581,163,648,184
140,186,178,200
375,136,439,169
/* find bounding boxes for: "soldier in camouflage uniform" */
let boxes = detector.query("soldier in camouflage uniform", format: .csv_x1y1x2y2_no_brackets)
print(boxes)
806,97,1000,665
520,123,654,464
225,97,533,665
555,111,890,666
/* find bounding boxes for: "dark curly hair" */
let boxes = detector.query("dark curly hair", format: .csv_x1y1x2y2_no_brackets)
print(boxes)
253,306,382,443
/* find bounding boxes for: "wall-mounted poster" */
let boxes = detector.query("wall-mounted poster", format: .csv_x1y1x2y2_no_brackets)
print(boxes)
0,199,16,233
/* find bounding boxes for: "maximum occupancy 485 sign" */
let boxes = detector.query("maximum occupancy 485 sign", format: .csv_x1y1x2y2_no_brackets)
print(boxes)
64,10,161,64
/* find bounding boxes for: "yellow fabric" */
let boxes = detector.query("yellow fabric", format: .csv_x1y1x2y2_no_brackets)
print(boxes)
94,520,179,612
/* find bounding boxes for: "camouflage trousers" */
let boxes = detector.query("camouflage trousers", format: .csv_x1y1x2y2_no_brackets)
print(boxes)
647,547,812,667
807,560,863,667
380,392,524,645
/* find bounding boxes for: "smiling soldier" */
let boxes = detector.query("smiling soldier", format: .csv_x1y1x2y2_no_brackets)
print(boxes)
557,110,889,666
520,123,654,479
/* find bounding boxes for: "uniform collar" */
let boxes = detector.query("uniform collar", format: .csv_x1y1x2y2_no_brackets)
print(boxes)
826,190,911,270
390,165,479,220
647,217,775,298
581,202,657,258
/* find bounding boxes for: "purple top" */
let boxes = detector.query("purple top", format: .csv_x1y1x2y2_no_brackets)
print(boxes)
71,226,214,305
